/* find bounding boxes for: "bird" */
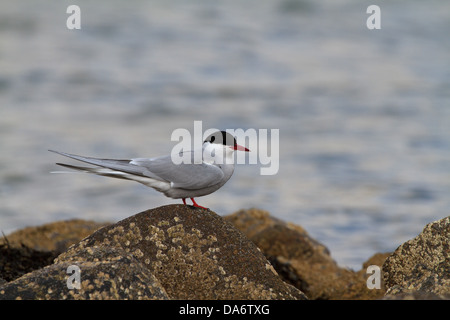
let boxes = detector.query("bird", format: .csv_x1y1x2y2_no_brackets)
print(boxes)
49,131,249,209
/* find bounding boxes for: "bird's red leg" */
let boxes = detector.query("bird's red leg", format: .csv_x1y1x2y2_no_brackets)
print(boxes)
182,198,186,205
190,198,208,210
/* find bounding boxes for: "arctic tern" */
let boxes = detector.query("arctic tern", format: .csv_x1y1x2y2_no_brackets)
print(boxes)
49,131,249,209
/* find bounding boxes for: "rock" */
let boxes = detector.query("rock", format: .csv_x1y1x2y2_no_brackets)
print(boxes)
29,204,305,300
0,246,168,300
0,243,56,282
360,252,391,274
382,291,449,300
383,216,450,298
225,208,387,299
1,219,109,253
356,252,390,291
0,219,110,283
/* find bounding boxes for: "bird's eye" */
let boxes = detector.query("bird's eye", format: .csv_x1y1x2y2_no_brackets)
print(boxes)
210,136,215,143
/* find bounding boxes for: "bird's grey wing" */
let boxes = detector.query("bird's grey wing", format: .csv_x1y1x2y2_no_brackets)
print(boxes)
131,153,225,190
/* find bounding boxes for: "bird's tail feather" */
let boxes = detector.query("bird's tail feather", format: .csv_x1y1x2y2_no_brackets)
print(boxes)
53,163,132,180
52,163,171,193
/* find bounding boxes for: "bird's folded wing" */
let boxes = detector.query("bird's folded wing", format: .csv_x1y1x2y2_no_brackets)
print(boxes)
131,155,224,190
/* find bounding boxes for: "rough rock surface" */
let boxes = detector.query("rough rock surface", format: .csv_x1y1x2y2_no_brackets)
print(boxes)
10,207,448,300
0,219,109,283
225,208,387,300
1,205,306,300
0,246,168,300
0,243,56,282
383,216,450,298
1,219,109,253
59,205,305,299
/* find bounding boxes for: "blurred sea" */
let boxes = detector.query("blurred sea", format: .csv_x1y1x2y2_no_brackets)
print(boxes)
1,0,449,270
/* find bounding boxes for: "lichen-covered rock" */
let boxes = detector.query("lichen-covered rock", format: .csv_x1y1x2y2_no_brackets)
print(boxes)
382,291,449,300
225,208,387,300
55,205,306,300
1,219,109,253
0,246,168,300
383,216,450,298
1,219,111,284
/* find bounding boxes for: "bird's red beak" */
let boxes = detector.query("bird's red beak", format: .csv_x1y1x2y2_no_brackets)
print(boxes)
233,144,250,152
